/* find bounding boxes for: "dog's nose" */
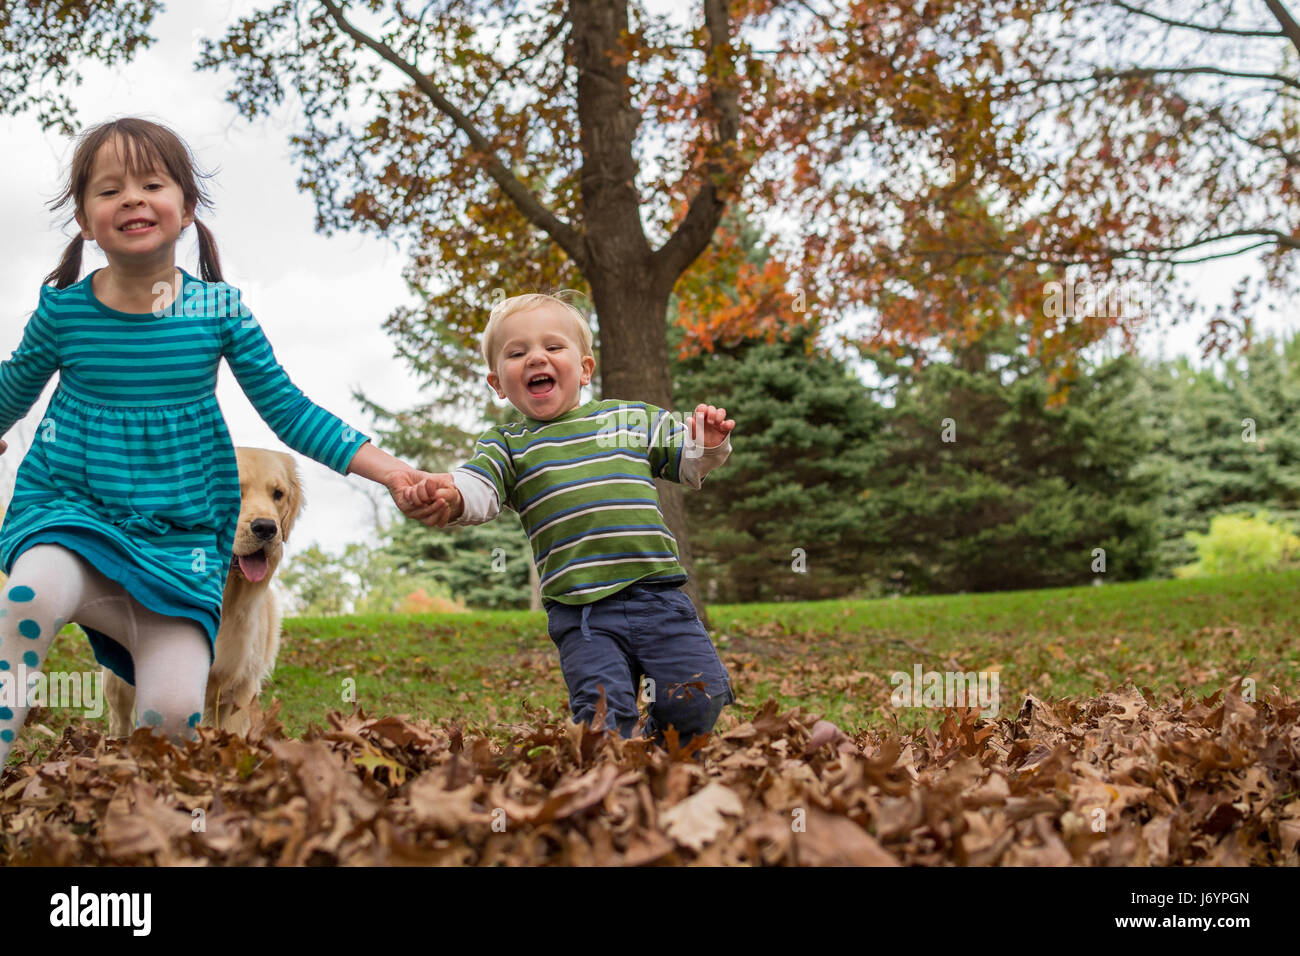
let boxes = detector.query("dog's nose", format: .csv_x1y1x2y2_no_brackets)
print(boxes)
250,518,278,541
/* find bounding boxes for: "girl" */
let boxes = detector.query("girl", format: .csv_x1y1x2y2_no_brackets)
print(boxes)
0,117,440,766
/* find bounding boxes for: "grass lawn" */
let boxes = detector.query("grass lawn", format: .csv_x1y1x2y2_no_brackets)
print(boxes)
10,568,1298,765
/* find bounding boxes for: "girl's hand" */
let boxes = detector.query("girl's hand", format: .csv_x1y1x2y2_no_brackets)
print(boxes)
686,404,735,448
0,438,6,456
382,468,455,527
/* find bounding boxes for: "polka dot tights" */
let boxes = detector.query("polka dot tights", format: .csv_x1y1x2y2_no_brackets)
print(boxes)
0,544,209,767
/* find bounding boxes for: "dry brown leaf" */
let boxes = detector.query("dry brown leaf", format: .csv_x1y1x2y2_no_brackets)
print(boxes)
659,782,744,851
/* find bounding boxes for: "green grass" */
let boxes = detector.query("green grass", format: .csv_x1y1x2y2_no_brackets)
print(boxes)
11,569,1299,765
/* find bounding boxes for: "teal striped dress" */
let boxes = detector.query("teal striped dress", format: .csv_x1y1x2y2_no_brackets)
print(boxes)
0,268,370,683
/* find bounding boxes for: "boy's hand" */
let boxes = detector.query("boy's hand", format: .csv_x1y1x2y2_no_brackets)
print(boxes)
0,438,7,455
405,473,464,527
686,404,735,448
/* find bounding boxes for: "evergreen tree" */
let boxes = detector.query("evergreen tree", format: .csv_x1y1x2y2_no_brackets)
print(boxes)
379,508,535,610
1137,334,1300,575
669,318,887,602
277,544,358,616
859,326,1162,593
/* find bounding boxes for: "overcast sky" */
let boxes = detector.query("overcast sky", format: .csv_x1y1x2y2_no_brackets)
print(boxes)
0,0,1293,581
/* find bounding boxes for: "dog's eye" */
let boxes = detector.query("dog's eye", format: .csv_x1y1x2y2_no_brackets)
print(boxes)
273,489,284,501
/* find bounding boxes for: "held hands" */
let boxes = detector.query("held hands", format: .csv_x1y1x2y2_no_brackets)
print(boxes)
401,472,464,527
382,468,463,528
685,404,735,448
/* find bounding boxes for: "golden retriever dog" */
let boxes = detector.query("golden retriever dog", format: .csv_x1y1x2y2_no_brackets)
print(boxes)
105,447,303,737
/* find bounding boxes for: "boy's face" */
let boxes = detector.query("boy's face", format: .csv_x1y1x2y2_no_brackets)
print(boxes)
487,304,596,420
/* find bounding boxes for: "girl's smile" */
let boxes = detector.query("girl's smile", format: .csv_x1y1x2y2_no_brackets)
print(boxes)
74,136,193,267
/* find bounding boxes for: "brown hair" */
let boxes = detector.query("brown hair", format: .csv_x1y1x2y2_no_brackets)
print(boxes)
43,117,223,288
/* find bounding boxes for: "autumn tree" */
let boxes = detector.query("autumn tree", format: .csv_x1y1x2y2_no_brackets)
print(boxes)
184,0,1054,621
986,0,1300,367
0,1,159,134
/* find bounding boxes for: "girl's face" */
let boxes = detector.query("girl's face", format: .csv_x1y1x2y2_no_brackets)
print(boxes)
487,304,595,420
74,136,194,270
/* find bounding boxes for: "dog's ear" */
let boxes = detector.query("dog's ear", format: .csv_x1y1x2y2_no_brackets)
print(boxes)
278,453,304,544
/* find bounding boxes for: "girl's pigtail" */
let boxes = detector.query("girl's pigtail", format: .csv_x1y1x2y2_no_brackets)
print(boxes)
42,236,84,290
193,219,224,283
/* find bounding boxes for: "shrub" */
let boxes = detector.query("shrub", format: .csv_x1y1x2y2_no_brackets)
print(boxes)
1174,510,1300,578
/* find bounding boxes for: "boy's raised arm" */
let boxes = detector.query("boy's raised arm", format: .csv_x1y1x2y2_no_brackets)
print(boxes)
679,434,732,490
677,403,737,490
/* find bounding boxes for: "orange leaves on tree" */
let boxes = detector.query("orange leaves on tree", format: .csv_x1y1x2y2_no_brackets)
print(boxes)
671,216,810,359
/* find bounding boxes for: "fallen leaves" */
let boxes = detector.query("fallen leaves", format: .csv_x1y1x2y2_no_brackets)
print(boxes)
0,679,1297,865
659,782,744,851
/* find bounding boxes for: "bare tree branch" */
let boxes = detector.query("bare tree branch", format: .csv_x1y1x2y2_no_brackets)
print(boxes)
1105,66,1300,90
916,228,1300,267
1003,65,1300,92
318,0,588,269
651,0,742,289
1110,1,1285,38
1263,0,1300,55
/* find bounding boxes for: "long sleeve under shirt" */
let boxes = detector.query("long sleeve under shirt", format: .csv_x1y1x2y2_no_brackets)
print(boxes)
450,398,731,604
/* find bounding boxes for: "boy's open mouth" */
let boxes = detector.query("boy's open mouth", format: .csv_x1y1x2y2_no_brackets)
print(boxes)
527,374,556,396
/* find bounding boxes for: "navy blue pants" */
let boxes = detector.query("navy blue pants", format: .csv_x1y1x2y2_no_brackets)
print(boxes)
545,580,735,744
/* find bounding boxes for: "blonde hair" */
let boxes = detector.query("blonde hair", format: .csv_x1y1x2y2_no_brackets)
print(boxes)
482,291,594,374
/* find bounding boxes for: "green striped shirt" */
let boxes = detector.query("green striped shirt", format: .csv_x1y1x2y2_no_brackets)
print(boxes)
455,398,707,604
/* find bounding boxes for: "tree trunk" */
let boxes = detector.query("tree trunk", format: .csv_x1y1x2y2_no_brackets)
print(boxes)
570,0,713,629
589,275,712,630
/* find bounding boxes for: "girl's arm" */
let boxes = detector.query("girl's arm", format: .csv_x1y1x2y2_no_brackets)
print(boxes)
0,291,60,443
344,440,411,483
220,301,443,523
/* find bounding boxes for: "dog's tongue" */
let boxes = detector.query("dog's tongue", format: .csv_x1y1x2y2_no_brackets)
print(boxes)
238,550,269,582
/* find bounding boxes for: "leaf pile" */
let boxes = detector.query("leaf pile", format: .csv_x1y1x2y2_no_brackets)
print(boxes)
1,680,1297,865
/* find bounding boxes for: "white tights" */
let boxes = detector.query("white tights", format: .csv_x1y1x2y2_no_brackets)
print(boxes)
0,543,210,766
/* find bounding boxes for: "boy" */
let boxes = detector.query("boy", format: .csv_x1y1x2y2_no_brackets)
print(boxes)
402,293,736,745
